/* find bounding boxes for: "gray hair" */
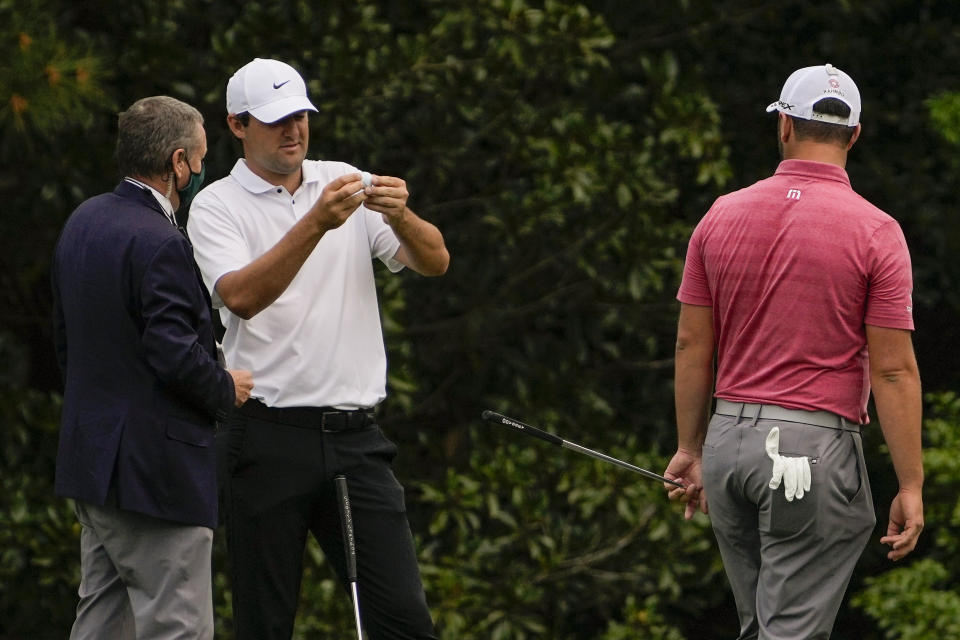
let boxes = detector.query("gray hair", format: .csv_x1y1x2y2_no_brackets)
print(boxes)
116,96,204,179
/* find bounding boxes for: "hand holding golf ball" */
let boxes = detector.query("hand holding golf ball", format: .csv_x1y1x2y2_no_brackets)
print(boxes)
361,174,409,225
311,172,370,232
360,171,373,188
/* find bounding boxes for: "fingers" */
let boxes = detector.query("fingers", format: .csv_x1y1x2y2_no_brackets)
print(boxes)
764,428,811,502
881,524,921,561
362,174,406,199
681,486,709,519
877,492,923,560
328,172,365,192
800,457,811,496
765,426,780,459
362,175,409,217
783,458,798,501
669,483,704,522
786,457,809,501
663,450,705,519
329,172,406,201
768,456,785,490
327,173,368,204
667,484,697,502
881,506,924,561
365,174,401,188
228,369,254,406
313,174,367,230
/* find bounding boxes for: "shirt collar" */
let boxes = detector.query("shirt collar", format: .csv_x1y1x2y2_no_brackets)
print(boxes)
124,177,177,225
774,159,851,186
230,158,323,195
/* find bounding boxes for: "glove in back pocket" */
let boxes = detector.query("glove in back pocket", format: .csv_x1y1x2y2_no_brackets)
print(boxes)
759,424,822,538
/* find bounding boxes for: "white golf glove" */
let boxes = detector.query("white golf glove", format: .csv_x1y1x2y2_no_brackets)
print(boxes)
765,427,811,501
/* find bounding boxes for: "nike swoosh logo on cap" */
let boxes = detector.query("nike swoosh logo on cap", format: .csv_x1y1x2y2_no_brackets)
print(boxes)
273,80,290,89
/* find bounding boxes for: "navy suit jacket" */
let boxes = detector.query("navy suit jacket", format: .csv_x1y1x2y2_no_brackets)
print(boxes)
52,181,235,528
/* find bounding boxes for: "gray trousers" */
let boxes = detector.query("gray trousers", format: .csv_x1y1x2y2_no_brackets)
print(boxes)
701,410,875,640
69,500,214,640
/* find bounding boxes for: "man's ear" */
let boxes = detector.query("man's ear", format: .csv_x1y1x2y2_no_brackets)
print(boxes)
847,123,862,150
171,148,188,181
778,112,793,143
227,114,246,139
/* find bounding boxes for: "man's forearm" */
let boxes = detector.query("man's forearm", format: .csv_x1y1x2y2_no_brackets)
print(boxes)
675,354,714,452
872,367,924,491
674,303,715,452
867,325,924,491
216,215,326,319
390,207,449,276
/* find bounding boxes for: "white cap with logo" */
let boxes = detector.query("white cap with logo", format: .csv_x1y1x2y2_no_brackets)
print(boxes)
765,63,861,127
226,58,318,124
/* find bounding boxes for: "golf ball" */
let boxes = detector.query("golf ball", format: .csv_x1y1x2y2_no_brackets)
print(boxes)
360,171,373,188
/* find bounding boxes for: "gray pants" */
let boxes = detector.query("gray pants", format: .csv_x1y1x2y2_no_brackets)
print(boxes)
70,500,214,640
701,410,875,640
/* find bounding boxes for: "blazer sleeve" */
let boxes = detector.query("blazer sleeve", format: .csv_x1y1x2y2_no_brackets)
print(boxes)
139,234,235,417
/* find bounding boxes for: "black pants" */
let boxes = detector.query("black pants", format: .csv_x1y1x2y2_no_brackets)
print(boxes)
218,402,437,640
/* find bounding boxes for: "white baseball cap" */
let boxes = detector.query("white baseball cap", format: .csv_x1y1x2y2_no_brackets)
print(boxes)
226,58,318,123
765,63,861,126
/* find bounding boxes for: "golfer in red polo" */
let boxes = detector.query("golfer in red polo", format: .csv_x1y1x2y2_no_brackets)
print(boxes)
665,63,924,639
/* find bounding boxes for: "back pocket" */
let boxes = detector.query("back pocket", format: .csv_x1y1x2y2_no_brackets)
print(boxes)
760,425,821,537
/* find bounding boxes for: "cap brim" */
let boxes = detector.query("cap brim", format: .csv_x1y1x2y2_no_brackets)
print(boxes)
248,96,318,123
765,101,783,113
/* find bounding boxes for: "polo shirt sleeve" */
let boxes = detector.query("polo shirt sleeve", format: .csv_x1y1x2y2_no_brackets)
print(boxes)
677,219,713,306
362,206,404,273
186,191,253,307
864,220,915,330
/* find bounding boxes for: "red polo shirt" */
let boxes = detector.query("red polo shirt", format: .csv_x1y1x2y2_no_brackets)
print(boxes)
678,159,914,423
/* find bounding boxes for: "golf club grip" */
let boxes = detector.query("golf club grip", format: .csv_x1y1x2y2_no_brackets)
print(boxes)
334,475,358,582
481,410,564,446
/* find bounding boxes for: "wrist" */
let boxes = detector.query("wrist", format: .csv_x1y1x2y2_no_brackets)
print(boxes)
385,206,410,229
677,445,702,457
898,479,924,493
308,212,333,236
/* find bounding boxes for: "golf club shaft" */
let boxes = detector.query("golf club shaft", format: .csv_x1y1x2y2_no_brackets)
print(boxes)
335,475,363,640
481,410,684,488
350,583,363,640
561,440,681,485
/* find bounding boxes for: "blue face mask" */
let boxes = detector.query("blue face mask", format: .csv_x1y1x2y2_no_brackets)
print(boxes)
177,159,206,212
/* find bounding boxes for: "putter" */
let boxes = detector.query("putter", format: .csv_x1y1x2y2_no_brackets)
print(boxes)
481,410,684,488
334,475,364,640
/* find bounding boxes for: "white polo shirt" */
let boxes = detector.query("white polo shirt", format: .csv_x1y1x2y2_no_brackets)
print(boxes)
187,159,403,409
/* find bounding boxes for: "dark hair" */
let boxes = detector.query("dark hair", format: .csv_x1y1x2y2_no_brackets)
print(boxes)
229,111,250,143
116,96,203,178
790,98,856,145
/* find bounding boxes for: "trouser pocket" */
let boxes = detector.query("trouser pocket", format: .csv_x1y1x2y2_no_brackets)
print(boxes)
759,423,821,536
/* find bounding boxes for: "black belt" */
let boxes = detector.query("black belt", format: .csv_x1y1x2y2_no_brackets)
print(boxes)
240,399,376,432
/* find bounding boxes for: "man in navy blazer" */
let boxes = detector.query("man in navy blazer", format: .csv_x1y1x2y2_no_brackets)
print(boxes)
52,96,253,639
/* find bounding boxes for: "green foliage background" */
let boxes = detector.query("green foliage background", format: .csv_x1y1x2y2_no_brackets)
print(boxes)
2,0,960,638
